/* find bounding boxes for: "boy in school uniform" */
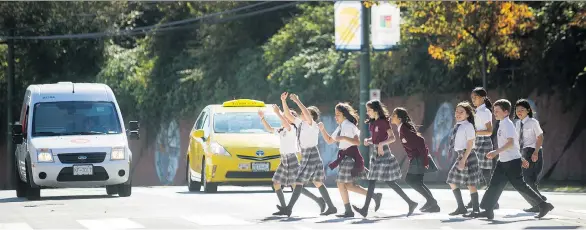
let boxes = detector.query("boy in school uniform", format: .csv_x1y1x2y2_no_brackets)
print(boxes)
473,99,554,220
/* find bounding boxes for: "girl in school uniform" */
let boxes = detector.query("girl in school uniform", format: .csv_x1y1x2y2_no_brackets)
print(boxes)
445,101,484,217
319,102,377,218
391,107,441,213
514,99,547,213
470,87,499,209
352,100,418,218
258,104,301,216
279,93,338,216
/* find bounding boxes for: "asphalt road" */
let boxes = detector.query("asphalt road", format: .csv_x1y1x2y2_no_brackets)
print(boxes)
0,186,585,229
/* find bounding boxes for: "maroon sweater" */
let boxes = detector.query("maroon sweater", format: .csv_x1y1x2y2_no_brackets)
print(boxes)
328,145,365,176
399,123,429,167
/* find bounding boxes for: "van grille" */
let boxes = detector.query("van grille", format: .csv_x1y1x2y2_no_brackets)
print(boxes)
58,152,107,164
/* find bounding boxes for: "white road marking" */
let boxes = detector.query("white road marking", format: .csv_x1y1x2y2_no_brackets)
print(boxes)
182,214,253,225
77,218,144,230
0,223,34,230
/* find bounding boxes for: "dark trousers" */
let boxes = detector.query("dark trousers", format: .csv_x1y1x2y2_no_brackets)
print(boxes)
521,148,546,205
405,173,436,203
480,158,545,210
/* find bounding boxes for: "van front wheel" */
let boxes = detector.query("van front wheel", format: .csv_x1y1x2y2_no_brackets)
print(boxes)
106,185,118,195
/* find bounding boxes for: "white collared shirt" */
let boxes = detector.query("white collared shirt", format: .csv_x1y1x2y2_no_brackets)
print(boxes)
497,117,522,162
276,126,299,155
294,117,319,149
397,123,403,133
475,104,493,136
516,117,543,149
332,119,360,150
454,120,476,151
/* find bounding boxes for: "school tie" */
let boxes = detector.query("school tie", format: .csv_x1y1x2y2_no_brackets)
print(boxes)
519,121,525,149
448,124,461,152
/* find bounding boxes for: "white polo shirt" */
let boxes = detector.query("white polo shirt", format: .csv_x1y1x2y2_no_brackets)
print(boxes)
475,104,493,137
497,117,521,162
453,120,476,151
331,119,360,150
276,126,299,155
294,117,320,149
516,117,543,149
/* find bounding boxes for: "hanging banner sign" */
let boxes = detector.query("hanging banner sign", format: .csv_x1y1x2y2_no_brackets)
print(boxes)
371,2,401,50
334,1,362,51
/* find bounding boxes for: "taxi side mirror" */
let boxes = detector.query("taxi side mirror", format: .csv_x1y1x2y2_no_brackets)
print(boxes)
192,129,204,139
12,123,23,145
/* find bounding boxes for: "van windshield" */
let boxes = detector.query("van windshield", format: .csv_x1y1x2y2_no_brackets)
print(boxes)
214,112,281,134
32,101,123,137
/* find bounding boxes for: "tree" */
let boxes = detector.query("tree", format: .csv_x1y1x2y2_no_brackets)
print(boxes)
404,1,536,86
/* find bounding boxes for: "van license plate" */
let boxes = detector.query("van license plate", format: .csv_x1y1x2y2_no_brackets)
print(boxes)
251,162,269,172
73,165,93,176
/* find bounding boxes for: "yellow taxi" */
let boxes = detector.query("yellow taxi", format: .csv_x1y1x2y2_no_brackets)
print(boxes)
186,99,284,193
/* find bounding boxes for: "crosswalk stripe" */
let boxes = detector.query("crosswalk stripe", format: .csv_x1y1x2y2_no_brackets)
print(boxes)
0,223,33,230
77,218,144,230
181,214,253,226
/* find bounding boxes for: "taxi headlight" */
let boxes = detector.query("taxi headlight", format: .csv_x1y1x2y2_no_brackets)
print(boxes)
37,149,54,163
111,147,125,160
209,142,231,156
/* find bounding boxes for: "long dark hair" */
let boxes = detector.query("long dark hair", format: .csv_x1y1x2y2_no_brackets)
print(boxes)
307,106,320,121
365,100,390,123
514,99,534,119
393,107,419,134
335,102,358,125
457,101,476,130
472,87,493,111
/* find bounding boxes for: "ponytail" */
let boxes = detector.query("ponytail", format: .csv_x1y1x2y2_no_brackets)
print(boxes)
484,97,493,111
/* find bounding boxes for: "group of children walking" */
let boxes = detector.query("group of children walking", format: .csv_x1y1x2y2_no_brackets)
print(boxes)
257,87,553,220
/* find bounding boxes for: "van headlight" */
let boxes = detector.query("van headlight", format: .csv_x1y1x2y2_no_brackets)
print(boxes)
209,142,231,156
111,147,125,160
37,149,54,163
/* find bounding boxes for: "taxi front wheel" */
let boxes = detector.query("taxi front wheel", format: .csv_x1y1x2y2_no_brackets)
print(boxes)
202,159,218,193
187,158,201,192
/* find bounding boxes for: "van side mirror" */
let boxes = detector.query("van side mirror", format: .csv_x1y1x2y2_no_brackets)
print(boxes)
128,121,139,140
12,123,23,144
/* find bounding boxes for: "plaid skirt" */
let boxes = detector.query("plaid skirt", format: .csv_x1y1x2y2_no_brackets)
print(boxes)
367,144,402,181
272,152,299,186
446,149,484,187
337,156,368,183
476,135,494,169
295,146,325,184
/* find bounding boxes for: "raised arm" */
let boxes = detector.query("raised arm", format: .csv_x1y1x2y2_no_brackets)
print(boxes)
290,94,312,125
280,92,296,123
258,110,275,133
273,104,291,131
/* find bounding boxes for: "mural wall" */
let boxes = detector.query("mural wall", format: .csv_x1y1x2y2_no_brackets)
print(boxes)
1,90,585,189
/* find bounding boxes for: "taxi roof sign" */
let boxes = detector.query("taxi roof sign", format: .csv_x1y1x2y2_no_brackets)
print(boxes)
222,99,265,107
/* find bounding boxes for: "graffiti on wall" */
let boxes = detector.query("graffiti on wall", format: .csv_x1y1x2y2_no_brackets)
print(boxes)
431,102,455,170
317,115,340,178
155,120,181,185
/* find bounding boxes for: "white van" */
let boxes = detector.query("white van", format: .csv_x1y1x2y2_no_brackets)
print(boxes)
11,82,139,200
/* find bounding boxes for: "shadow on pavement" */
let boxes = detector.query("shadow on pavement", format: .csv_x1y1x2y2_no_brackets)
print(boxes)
524,226,582,229
0,195,117,203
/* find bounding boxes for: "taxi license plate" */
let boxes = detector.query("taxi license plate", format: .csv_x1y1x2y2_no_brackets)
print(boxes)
251,162,270,172
73,165,93,176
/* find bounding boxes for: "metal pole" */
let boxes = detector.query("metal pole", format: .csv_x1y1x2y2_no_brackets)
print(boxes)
359,3,371,168
5,27,15,189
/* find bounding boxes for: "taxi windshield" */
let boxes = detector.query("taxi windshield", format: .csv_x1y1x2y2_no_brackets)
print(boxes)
214,112,280,134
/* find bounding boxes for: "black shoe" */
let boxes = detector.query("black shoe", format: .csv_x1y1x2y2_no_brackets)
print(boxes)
535,202,554,218
321,207,337,216
494,203,500,210
274,205,292,217
463,211,480,218
407,201,418,217
476,210,494,220
423,203,441,213
352,205,368,218
420,201,432,211
336,211,355,218
317,197,326,213
449,207,468,216
523,206,539,213
373,193,383,211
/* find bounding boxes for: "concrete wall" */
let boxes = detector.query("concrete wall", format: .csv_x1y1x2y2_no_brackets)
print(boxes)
1,90,585,189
